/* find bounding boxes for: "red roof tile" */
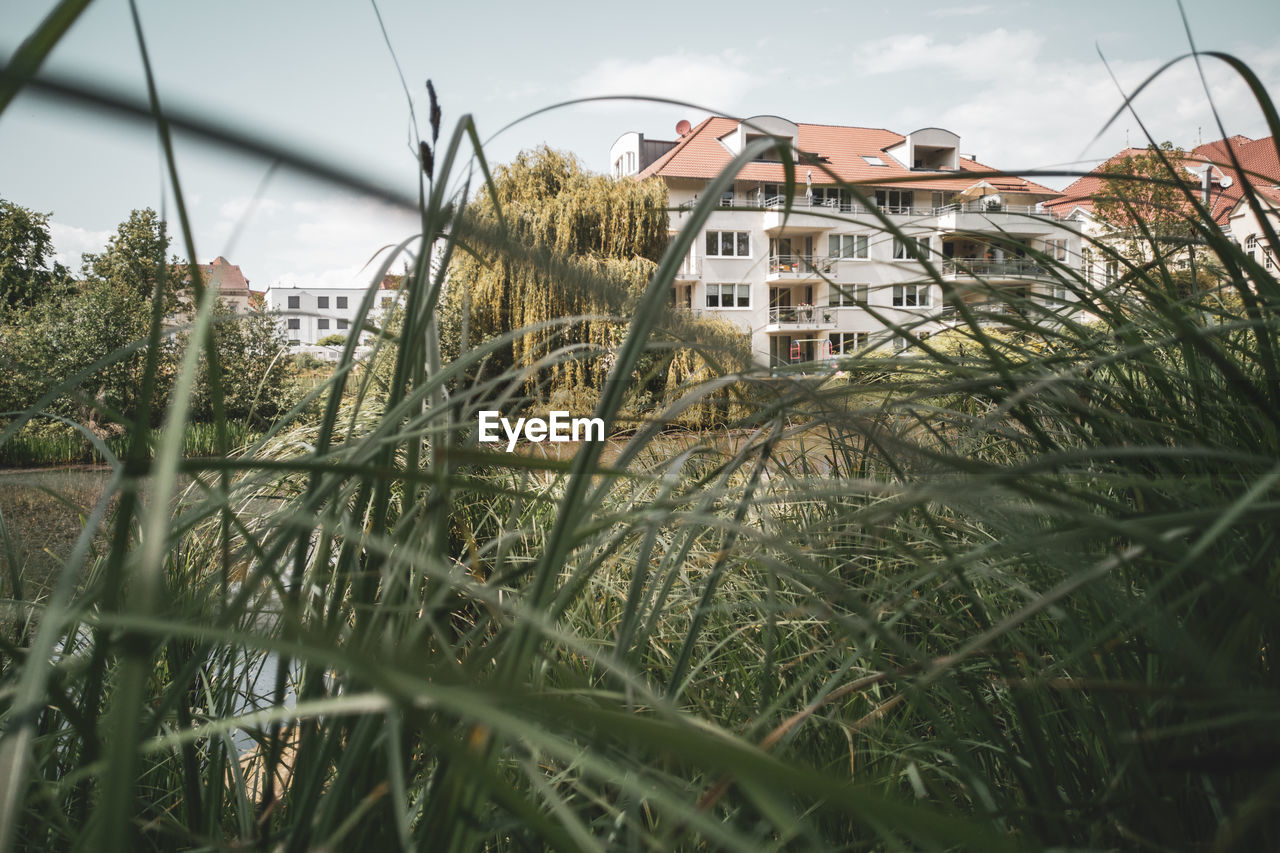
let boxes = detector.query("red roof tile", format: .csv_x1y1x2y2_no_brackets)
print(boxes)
1045,135,1280,226
636,116,1059,197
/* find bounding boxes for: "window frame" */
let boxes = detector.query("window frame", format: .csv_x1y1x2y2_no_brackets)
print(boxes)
705,230,751,258
892,283,931,307
317,296,329,309
336,296,349,309
705,283,751,309
829,283,869,307
287,295,300,309
829,234,869,259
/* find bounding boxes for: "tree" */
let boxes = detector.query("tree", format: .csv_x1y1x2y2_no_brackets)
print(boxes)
0,198,70,312
0,209,182,429
81,207,181,312
188,304,289,425
1093,142,1198,263
442,147,670,405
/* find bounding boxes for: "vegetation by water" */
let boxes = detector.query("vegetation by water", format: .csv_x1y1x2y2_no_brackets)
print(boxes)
2,4,1280,850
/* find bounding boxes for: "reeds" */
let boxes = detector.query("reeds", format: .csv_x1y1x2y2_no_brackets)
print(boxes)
2,2,1280,849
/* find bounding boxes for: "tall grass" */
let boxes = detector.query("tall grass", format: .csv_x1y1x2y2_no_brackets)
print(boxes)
0,421,260,468
3,2,1280,849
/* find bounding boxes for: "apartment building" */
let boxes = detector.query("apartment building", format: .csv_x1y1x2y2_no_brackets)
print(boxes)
264,275,402,360
612,116,1082,366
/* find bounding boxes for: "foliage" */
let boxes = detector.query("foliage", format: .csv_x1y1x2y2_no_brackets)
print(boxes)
315,332,346,346
185,305,290,426
0,198,70,313
1094,141,1199,261
0,271,177,429
4,10,1280,852
443,146,670,398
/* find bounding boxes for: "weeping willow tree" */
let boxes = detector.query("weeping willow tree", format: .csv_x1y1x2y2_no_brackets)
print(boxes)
443,148,667,404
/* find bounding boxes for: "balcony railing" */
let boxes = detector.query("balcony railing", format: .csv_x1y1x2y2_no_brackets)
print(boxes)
767,304,834,325
941,258,1048,278
768,254,835,276
680,196,1060,219
937,201,1051,217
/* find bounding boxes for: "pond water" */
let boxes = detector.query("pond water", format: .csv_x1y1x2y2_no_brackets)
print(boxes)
0,467,116,606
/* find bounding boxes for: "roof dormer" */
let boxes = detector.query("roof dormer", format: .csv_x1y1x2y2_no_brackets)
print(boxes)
886,127,961,171
722,115,799,162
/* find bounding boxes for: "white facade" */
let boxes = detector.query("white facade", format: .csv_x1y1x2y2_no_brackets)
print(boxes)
265,285,402,348
625,116,1084,367
1228,190,1280,274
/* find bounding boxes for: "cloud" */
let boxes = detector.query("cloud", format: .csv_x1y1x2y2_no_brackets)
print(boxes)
48,222,112,272
569,51,760,115
217,194,420,289
851,35,1280,188
929,3,996,16
853,29,1044,80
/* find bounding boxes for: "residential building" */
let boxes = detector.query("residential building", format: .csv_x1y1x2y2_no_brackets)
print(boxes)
1228,184,1280,273
613,116,1082,366
1045,135,1280,283
194,256,253,313
264,275,403,361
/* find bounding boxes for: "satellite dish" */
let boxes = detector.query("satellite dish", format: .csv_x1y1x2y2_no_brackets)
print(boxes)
1220,176,1234,189
675,119,692,136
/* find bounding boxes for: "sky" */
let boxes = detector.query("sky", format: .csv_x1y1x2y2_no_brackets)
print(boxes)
2,0,1279,291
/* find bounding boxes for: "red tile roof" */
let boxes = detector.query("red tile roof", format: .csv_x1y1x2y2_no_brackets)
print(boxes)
1045,135,1280,226
636,116,1059,197
198,256,250,293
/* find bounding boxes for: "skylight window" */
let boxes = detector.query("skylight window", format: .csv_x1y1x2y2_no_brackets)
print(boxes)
862,155,887,166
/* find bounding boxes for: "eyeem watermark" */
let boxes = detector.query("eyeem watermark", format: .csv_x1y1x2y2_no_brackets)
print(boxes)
478,410,605,452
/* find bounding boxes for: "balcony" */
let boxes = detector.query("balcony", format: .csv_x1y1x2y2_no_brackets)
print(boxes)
941,258,1049,281
936,201,1057,235
674,257,700,280
767,254,835,281
765,304,838,333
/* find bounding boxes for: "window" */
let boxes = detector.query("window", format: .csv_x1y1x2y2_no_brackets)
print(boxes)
862,155,886,166
705,230,750,257
286,318,300,330
1044,238,1067,261
287,295,300,309
1082,247,1094,282
829,283,869,307
1045,283,1072,305
893,236,929,260
811,186,848,208
317,318,330,330
1104,261,1119,286
337,318,349,330
1247,235,1258,261
720,187,735,206
336,296,349,309
381,297,393,309
893,335,908,353
875,189,913,212
829,234,869,259
893,284,930,307
706,283,751,308
317,296,329,309
829,331,868,354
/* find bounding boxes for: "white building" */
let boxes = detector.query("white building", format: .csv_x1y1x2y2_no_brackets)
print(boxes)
265,277,403,360
613,116,1082,366
1229,185,1280,273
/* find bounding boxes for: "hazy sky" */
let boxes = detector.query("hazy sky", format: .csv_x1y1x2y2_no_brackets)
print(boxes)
3,0,1279,290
